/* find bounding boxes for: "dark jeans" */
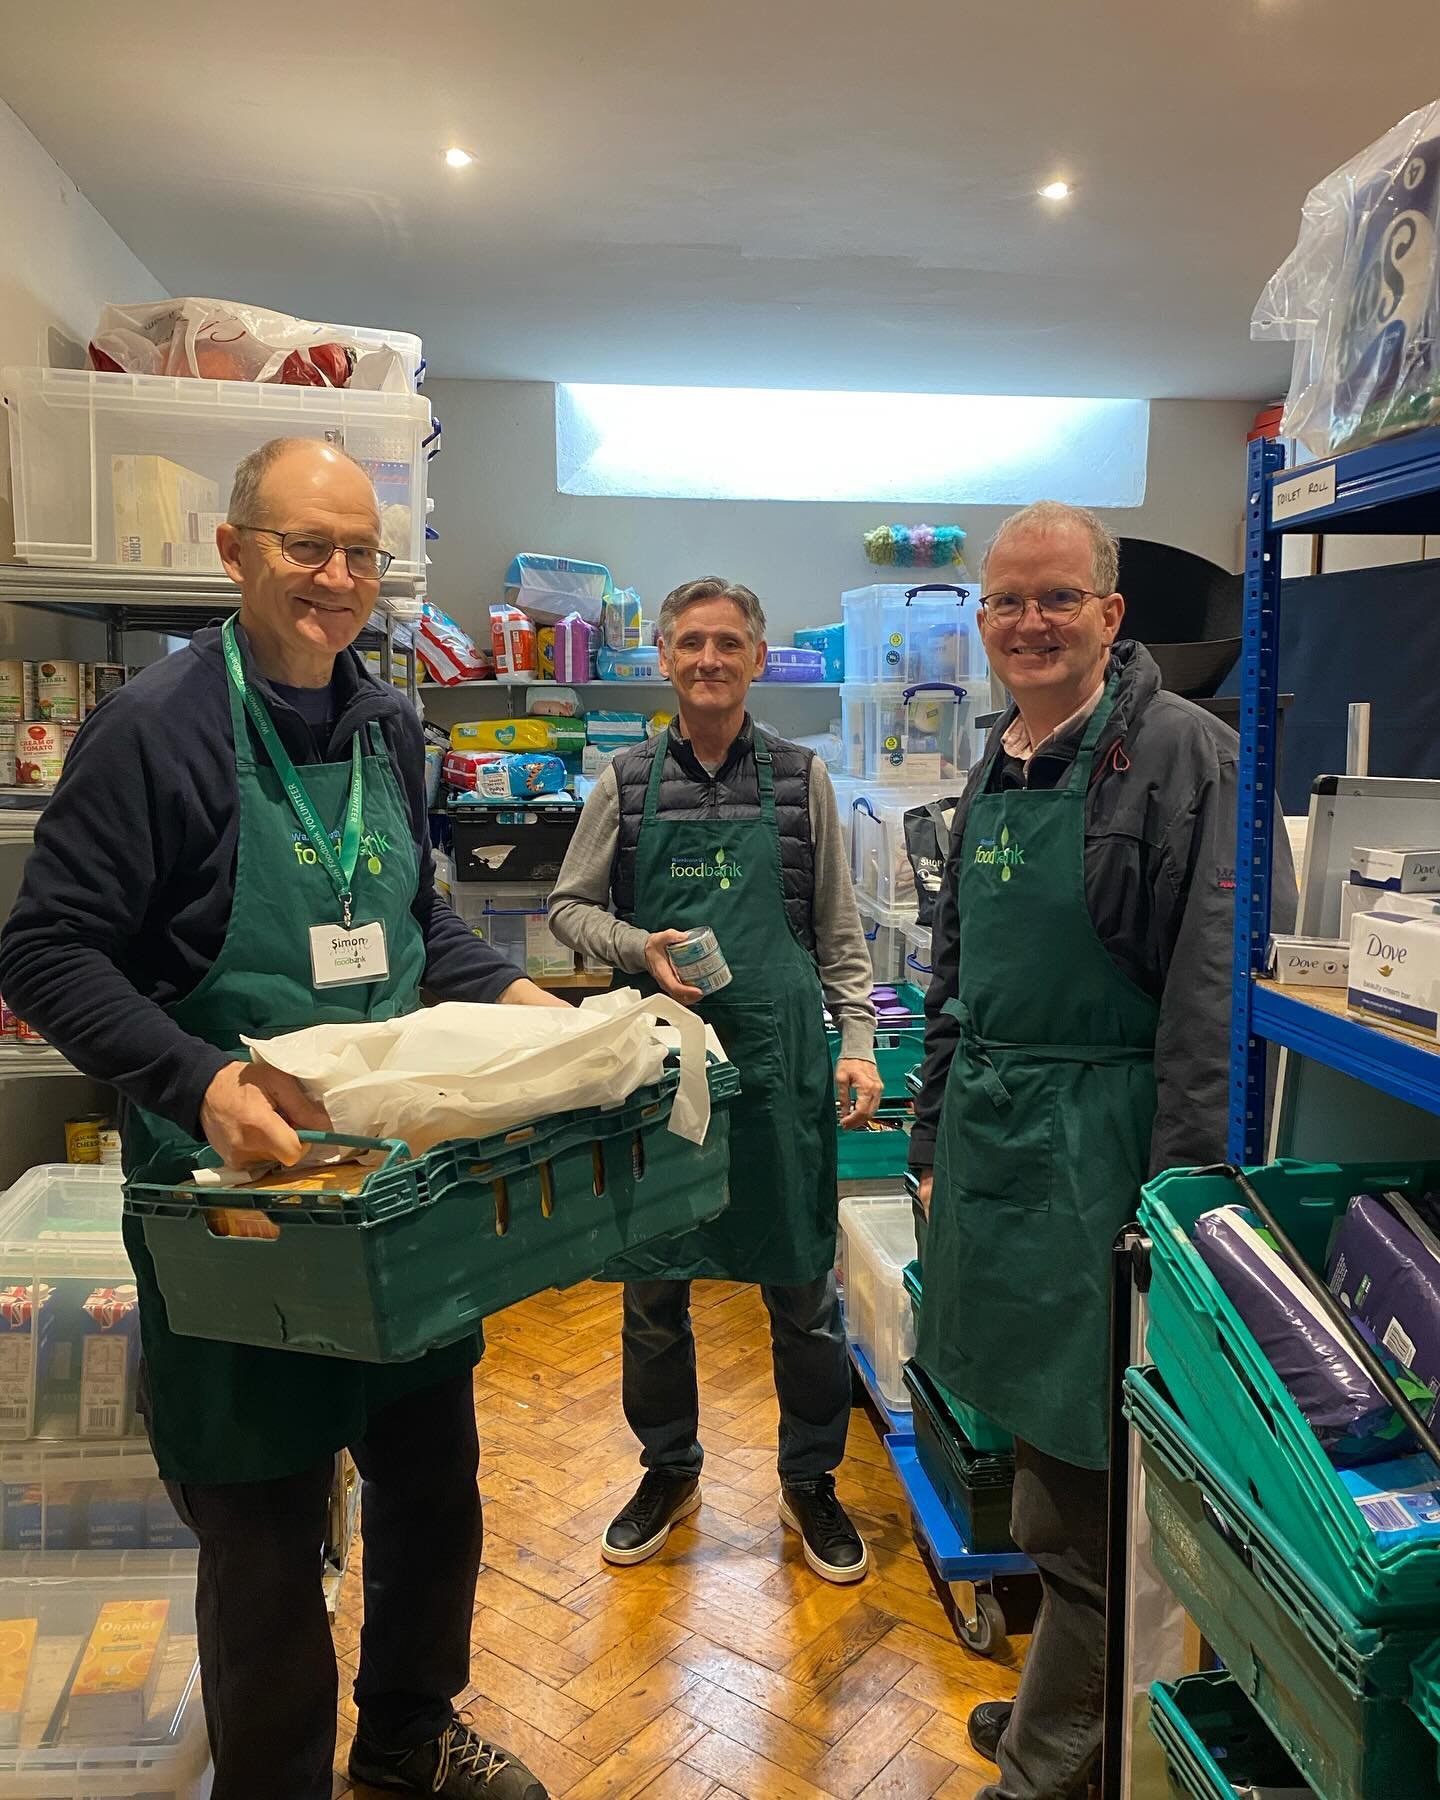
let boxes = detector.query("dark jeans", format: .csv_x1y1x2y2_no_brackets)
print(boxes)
981,1438,1109,1800
166,1370,482,1800
621,1273,851,1480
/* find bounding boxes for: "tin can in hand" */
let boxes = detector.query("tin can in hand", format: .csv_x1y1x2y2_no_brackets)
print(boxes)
665,925,732,996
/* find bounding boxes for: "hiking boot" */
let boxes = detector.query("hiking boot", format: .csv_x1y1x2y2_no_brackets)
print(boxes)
779,1475,868,1583
967,1699,1014,1764
600,1470,701,1565
350,1715,547,1797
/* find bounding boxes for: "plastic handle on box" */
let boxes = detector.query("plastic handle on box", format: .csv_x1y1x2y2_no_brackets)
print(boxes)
294,1129,411,1172
852,797,877,820
903,1169,921,1200
902,682,968,703
414,357,427,389
903,584,966,604
1205,1162,1440,1470
423,415,442,459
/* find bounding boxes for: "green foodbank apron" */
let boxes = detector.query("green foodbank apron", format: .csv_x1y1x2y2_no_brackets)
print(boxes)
915,680,1158,1469
604,733,837,1285
121,620,479,1485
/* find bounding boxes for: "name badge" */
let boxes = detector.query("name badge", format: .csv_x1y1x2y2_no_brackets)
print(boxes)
309,920,390,989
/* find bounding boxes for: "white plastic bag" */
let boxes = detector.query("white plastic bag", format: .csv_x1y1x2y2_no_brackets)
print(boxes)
1254,100,1440,459
89,299,419,394
242,990,718,1156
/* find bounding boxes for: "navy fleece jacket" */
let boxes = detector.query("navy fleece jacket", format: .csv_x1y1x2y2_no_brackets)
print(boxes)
0,625,522,1137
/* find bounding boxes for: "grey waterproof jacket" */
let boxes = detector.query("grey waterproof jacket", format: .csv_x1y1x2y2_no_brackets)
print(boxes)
909,640,1297,1178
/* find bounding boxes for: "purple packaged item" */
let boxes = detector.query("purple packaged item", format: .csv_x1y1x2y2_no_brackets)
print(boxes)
758,646,824,683
1329,1192,1440,1426
1194,1204,1409,1464
553,613,596,685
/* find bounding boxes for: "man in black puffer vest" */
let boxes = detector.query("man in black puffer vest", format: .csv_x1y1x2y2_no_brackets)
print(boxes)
550,577,882,1583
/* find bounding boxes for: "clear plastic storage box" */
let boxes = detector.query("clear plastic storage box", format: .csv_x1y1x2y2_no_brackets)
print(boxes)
451,885,576,980
856,894,917,985
2,367,434,579
903,919,935,989
839,682,981,784
0,1437,196,1565
850,787,955,911
0,1567,208,1797
0,1168,141,1444
838,1195,918,1411
842,584,984,685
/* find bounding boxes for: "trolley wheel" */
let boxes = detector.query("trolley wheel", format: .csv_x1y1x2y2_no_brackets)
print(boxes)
910,1531,1011,1661
954,1589,1008,1659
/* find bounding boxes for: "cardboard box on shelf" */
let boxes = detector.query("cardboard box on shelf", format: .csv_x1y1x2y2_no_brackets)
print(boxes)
1347,908,1440,1040
1341,881,1440,939
0,1618,37,1748
65,1598,170,1743
1351,845,1440,895
111,456,220,569
1269,934,1349,987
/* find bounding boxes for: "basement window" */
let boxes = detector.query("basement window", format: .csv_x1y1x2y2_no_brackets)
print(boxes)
556,384,1149,506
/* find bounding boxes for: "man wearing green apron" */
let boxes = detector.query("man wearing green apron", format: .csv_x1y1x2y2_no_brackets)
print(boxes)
549,577,883,1582
909,502,1295,1800
0,439,564,1800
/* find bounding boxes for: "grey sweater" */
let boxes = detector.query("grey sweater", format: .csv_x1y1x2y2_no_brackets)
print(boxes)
548,758,877,1060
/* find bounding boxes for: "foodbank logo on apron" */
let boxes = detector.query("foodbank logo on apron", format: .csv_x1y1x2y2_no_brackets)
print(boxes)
291,827,392,876
669,845,743,891
973,826,1024,882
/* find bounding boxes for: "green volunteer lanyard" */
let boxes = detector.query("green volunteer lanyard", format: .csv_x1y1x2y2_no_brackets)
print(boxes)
221,616,363,928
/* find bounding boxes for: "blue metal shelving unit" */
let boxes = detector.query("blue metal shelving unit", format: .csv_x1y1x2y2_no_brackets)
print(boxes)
1229,425,1440,1160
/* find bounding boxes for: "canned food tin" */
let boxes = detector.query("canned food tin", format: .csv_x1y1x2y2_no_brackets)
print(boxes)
32,661,82,723
0,997,16,1039
65,1116,106,1164
0,661,23,722
13,722,64,787
666,926,724,967
14,1018,45,1045
84,663,127,713
0,722,15,785
98,1124,122,1169
666,926,733,995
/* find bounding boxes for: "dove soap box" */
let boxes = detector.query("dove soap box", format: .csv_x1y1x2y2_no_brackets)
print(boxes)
1269,934,1349,988
1350,845,1440,894
1347,909,1440,1040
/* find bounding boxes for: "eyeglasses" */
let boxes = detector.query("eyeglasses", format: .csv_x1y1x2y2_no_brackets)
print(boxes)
978,588,1102,626
238,527,393,580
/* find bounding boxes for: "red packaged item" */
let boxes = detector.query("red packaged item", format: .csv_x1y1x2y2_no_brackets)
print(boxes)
442,750,505,793
417,603,492,685
0,996,15,1040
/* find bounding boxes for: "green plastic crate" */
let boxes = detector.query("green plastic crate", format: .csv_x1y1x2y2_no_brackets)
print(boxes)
1140,1156,1440,1625
1125,1364,1440,1800
902,1259,1012,1452
836,1105,912,1179
827,1016,925,1101
126,1061,739,1363
1149,1672,1315,1799
1412,1639,1440,1784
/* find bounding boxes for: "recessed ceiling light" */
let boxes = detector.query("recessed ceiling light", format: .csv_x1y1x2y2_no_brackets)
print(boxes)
1039,180,1072,201
444,146,476,169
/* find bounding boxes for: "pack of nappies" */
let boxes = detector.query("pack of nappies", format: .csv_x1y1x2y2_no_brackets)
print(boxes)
1194,1205,1413,1464
1329,1191,1440,1428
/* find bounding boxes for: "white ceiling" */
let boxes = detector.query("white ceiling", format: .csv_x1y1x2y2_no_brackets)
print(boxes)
3,0,1438,399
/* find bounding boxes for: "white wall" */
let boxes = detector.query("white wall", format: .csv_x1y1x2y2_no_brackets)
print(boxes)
424,381,1256,643
0,97,166,657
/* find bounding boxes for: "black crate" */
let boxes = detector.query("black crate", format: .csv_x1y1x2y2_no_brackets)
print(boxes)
903,1359,1017,1554
450,803,581,884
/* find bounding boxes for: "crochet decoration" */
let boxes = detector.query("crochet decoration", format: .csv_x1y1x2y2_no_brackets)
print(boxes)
863,524,967,567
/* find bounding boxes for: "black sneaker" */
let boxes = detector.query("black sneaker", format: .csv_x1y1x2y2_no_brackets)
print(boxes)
600,1470,701,1565
350,1716,547,1797
967,1699,1014,1765
778,1475,868,1583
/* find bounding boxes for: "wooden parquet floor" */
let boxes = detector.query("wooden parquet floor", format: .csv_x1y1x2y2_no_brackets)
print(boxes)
331,1279,1023,1800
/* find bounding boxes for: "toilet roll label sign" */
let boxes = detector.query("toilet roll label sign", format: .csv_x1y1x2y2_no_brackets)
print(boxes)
1272,463,1336,522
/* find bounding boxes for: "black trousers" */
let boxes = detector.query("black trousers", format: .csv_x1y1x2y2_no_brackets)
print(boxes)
165,1370,482,1800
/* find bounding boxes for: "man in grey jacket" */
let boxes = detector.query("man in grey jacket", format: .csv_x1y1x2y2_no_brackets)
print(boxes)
550,576,882,1584
910,501,1296,1800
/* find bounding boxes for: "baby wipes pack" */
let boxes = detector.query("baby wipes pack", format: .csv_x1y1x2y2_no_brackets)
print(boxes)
1329,1191,1440,1424
1340,1454,1440,1547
